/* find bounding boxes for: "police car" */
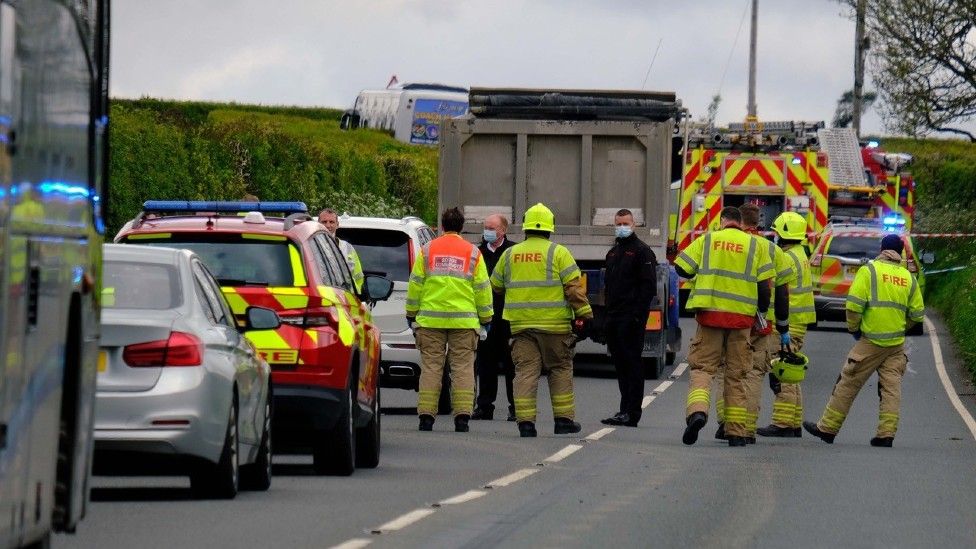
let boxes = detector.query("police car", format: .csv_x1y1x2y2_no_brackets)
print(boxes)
116,201,394,475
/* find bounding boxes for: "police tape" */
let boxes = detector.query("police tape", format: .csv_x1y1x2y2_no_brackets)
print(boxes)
679,230,976,238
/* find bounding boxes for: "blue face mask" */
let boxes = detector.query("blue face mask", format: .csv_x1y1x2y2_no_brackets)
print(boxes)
615,225,633,239
483,229,498,243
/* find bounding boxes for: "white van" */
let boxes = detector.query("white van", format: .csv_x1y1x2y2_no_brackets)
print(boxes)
341,83,468,145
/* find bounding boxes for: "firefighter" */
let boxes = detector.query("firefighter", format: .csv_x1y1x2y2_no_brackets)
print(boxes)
758,211,815,437
490,203,593,438
407,207,494,433
472,213,518,421
805,234,925,447
714,204,792,442
674,206,774,447
319,208,364,292
601,208,657,428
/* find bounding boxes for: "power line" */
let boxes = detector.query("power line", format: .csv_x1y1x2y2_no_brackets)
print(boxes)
717,0,751,96
641,38,664,90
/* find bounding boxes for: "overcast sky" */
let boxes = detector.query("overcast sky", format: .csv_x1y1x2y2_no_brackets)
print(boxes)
112,0,896,133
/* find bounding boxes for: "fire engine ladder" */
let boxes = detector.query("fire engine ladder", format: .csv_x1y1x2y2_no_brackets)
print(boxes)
817,128,869,190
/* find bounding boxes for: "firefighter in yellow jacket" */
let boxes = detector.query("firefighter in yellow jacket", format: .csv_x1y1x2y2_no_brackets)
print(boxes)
674,206,775,447
490,203,593,438
805,234,925,447
758,211,815,438
407,207,493,433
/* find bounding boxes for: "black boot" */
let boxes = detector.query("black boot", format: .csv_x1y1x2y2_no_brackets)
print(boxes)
802,421,835,444
757,424,801,438
714,422,727,440
419,414,435,431
793,428,803,437
683,412,707,445
554,417,582,435
518,421,537,438
870,437,893,447
454,414,470,433
728,436,748,447
747,436,756,444
471,407,493,420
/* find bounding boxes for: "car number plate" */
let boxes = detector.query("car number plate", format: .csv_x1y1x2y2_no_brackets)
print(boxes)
97,350,107,373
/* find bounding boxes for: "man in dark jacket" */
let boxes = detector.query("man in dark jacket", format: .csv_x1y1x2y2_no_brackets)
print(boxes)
601,209,657,427
473,213,518,421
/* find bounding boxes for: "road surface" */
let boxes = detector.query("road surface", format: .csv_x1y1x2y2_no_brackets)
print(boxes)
55,316,976,548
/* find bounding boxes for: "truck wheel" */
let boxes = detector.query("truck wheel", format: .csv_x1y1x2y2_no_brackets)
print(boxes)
240,395,272,491
355,386,381,469
314,387,355,476
642,357,661,380
191,401,239,499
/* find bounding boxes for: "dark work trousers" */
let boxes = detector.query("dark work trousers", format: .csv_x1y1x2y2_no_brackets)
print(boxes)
605,318,646,422
475,324,515,413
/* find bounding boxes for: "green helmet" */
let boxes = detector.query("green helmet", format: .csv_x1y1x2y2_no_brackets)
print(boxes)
772,211,807,241
523,203,556,233
771,350,809,383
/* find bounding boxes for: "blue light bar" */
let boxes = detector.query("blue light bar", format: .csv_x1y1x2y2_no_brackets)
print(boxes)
142,200,308,214
882,215,906,226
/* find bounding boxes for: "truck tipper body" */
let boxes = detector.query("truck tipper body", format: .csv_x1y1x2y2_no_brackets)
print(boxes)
438,88,682,377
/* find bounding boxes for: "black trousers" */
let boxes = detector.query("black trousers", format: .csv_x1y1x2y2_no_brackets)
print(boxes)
605,317,646,421
475,324,515,412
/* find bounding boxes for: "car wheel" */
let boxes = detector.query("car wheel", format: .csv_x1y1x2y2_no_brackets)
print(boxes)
240,396,272,491
642,357,661,380
355,386,380,469
191,401,239,499
314,387,355,476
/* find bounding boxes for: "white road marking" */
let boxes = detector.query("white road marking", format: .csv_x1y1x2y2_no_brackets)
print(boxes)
370,508,437,534
542,444,583,464
651,380,673,394
585,427,615,440
485,467,539,488
435,490,487,506
671,362,689,378
331,539,372,549
925,316,976,441
641,395,656,409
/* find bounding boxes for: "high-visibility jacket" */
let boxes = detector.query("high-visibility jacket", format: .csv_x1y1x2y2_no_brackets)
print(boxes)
674,227,774,315
490,236,592,334
785,244,816,326
406,233,492,329
338,239,364,292
761,237,796,324
846,258,925,346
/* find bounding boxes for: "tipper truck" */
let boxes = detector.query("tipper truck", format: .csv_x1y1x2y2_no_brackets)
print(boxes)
438,88,683,378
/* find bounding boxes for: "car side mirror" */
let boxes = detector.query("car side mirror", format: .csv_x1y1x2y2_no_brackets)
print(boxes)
361,274,394,305
921,251,935,265
244,306,281,331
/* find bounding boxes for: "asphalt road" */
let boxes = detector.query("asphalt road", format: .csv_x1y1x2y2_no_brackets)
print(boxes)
55,316,976,549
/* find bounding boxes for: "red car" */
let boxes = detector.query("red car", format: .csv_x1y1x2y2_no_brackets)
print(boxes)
115,201,393,475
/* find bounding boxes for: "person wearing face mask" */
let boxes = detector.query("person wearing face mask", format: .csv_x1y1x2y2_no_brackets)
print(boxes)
473,214,518,421
600,209,658,427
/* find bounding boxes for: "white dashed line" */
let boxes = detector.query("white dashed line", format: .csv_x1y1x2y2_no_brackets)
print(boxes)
671,362,689,378
925,316,976,441
542,444,583,464
435,490,487,506
331,539,372,549
370,508,437,534
641,395,656,409
585,427,615,440
652,380,674,394
485,467,539,489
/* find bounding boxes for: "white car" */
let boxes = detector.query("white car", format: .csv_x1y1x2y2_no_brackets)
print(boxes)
337,215,435,392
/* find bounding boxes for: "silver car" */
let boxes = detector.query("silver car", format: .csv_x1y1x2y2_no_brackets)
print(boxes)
94,244,276,499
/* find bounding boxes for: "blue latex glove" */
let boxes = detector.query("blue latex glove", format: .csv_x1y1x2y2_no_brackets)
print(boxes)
780,331,791,347
852,330,862,341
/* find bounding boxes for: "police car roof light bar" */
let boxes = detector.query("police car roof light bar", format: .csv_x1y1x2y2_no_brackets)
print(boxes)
142,200,309,215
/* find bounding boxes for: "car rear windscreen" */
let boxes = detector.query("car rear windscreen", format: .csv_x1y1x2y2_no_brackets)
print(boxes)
337,228,411,282
138,235,300,286
104,261,182,310
827,235,883,258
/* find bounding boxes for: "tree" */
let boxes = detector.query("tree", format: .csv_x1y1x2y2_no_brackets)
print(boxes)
832,89,877,128
844,0,976,141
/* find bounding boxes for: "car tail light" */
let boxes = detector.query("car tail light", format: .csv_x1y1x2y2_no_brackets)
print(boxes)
279,306,338,328
123,332,203,367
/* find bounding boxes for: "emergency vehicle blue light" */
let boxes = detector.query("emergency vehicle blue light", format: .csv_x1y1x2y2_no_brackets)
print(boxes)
791,157,802,165
882,215,906,230
142,200,308,214
867,140,880,149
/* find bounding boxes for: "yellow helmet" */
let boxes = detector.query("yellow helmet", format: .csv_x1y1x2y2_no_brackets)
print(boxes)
772,211,807,241
522,203,556,233
771,350,809,383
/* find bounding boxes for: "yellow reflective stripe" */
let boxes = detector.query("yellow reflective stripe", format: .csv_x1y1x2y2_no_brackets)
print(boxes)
242,233,287,241
418,390,440,408
305,329,318,345
687,388,710,406
716,398,726,421
102,287,116,307
289,245,307,286
127,232,171,240
221,288,251,315
723,407,749,421
820,406,846,431
771,402,795,424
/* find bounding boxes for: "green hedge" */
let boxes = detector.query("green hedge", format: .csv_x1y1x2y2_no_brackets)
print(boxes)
107,99,439,234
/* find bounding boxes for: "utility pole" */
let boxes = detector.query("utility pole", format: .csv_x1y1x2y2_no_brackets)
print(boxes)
852,0,867,138
746,0,758,118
